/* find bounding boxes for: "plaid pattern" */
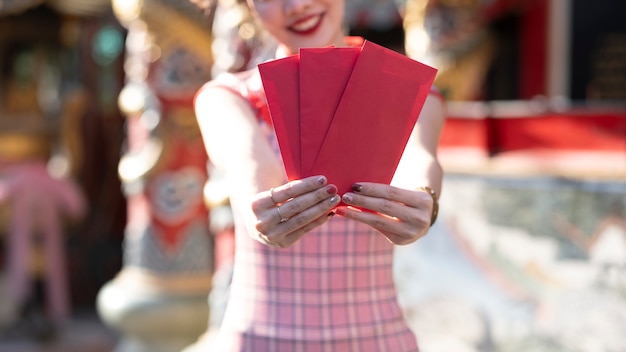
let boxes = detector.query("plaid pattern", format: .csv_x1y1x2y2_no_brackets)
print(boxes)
205,61,419,352
216,215,418,352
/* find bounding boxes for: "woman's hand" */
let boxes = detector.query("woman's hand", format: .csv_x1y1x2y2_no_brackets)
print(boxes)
337,183,435,245
252,175,340,248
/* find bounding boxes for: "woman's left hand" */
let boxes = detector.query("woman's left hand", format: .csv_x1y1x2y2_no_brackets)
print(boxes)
337,183,435,245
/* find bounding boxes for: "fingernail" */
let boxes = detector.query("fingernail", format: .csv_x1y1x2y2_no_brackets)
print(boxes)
352,184,363,192
335,208,346,216
318,176,327,185
329,195,340,204
326,185,337,194
342,194,352,203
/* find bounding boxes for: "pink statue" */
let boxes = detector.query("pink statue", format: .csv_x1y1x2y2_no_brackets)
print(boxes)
0,160,85,326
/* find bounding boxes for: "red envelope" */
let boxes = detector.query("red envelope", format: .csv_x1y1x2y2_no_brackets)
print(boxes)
299,47,360,176
311,40,437,196
258,55,301,180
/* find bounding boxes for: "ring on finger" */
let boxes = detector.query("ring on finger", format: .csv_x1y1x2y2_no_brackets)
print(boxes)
270,187,279,205
276,206,289,223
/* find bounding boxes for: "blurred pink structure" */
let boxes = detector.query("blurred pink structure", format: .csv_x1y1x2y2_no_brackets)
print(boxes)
0,161,85,323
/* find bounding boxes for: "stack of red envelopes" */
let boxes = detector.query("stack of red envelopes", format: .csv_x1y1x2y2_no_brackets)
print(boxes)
259,40,437,197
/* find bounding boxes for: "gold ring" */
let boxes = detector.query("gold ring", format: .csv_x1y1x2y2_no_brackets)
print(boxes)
418,186,439,227
276,206,289,223
270,187,279,204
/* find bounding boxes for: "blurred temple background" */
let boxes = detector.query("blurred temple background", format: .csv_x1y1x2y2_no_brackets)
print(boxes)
0,0,624,351
0,0,126,350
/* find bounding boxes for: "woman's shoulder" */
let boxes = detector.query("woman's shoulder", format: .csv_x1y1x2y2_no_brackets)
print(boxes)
198,68,263,99
195,67,271,124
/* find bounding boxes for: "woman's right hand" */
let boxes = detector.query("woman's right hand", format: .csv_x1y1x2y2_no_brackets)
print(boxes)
252,175,340,248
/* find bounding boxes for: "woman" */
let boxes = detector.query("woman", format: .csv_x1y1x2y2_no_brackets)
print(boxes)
193,0,446,350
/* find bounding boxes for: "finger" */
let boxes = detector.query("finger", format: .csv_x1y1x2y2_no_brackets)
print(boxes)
350,182,428,208
257,193,340,236
276,205,289,223
255,184,337,234
255,175,328,209
258,232,282,248
336,205,400,231
336,206,424,245
284,212,336,247
269,187,279,205
280,194,340,232
344,185,432,221
341,192,407,220
277,184,337,221
272,175,327,204
262,211,336,248
343,191,431,230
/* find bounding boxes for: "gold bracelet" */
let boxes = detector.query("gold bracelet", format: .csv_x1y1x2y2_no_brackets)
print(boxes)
418,186,439,227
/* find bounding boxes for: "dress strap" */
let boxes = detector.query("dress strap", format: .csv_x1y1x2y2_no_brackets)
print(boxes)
197,70,273,126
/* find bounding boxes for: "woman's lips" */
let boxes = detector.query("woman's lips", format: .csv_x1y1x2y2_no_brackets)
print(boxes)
288,14,323,35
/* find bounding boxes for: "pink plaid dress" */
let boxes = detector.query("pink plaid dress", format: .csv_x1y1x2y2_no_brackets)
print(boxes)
204,58,419,352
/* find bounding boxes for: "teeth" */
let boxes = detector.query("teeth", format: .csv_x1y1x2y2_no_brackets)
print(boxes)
292,16,320,32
